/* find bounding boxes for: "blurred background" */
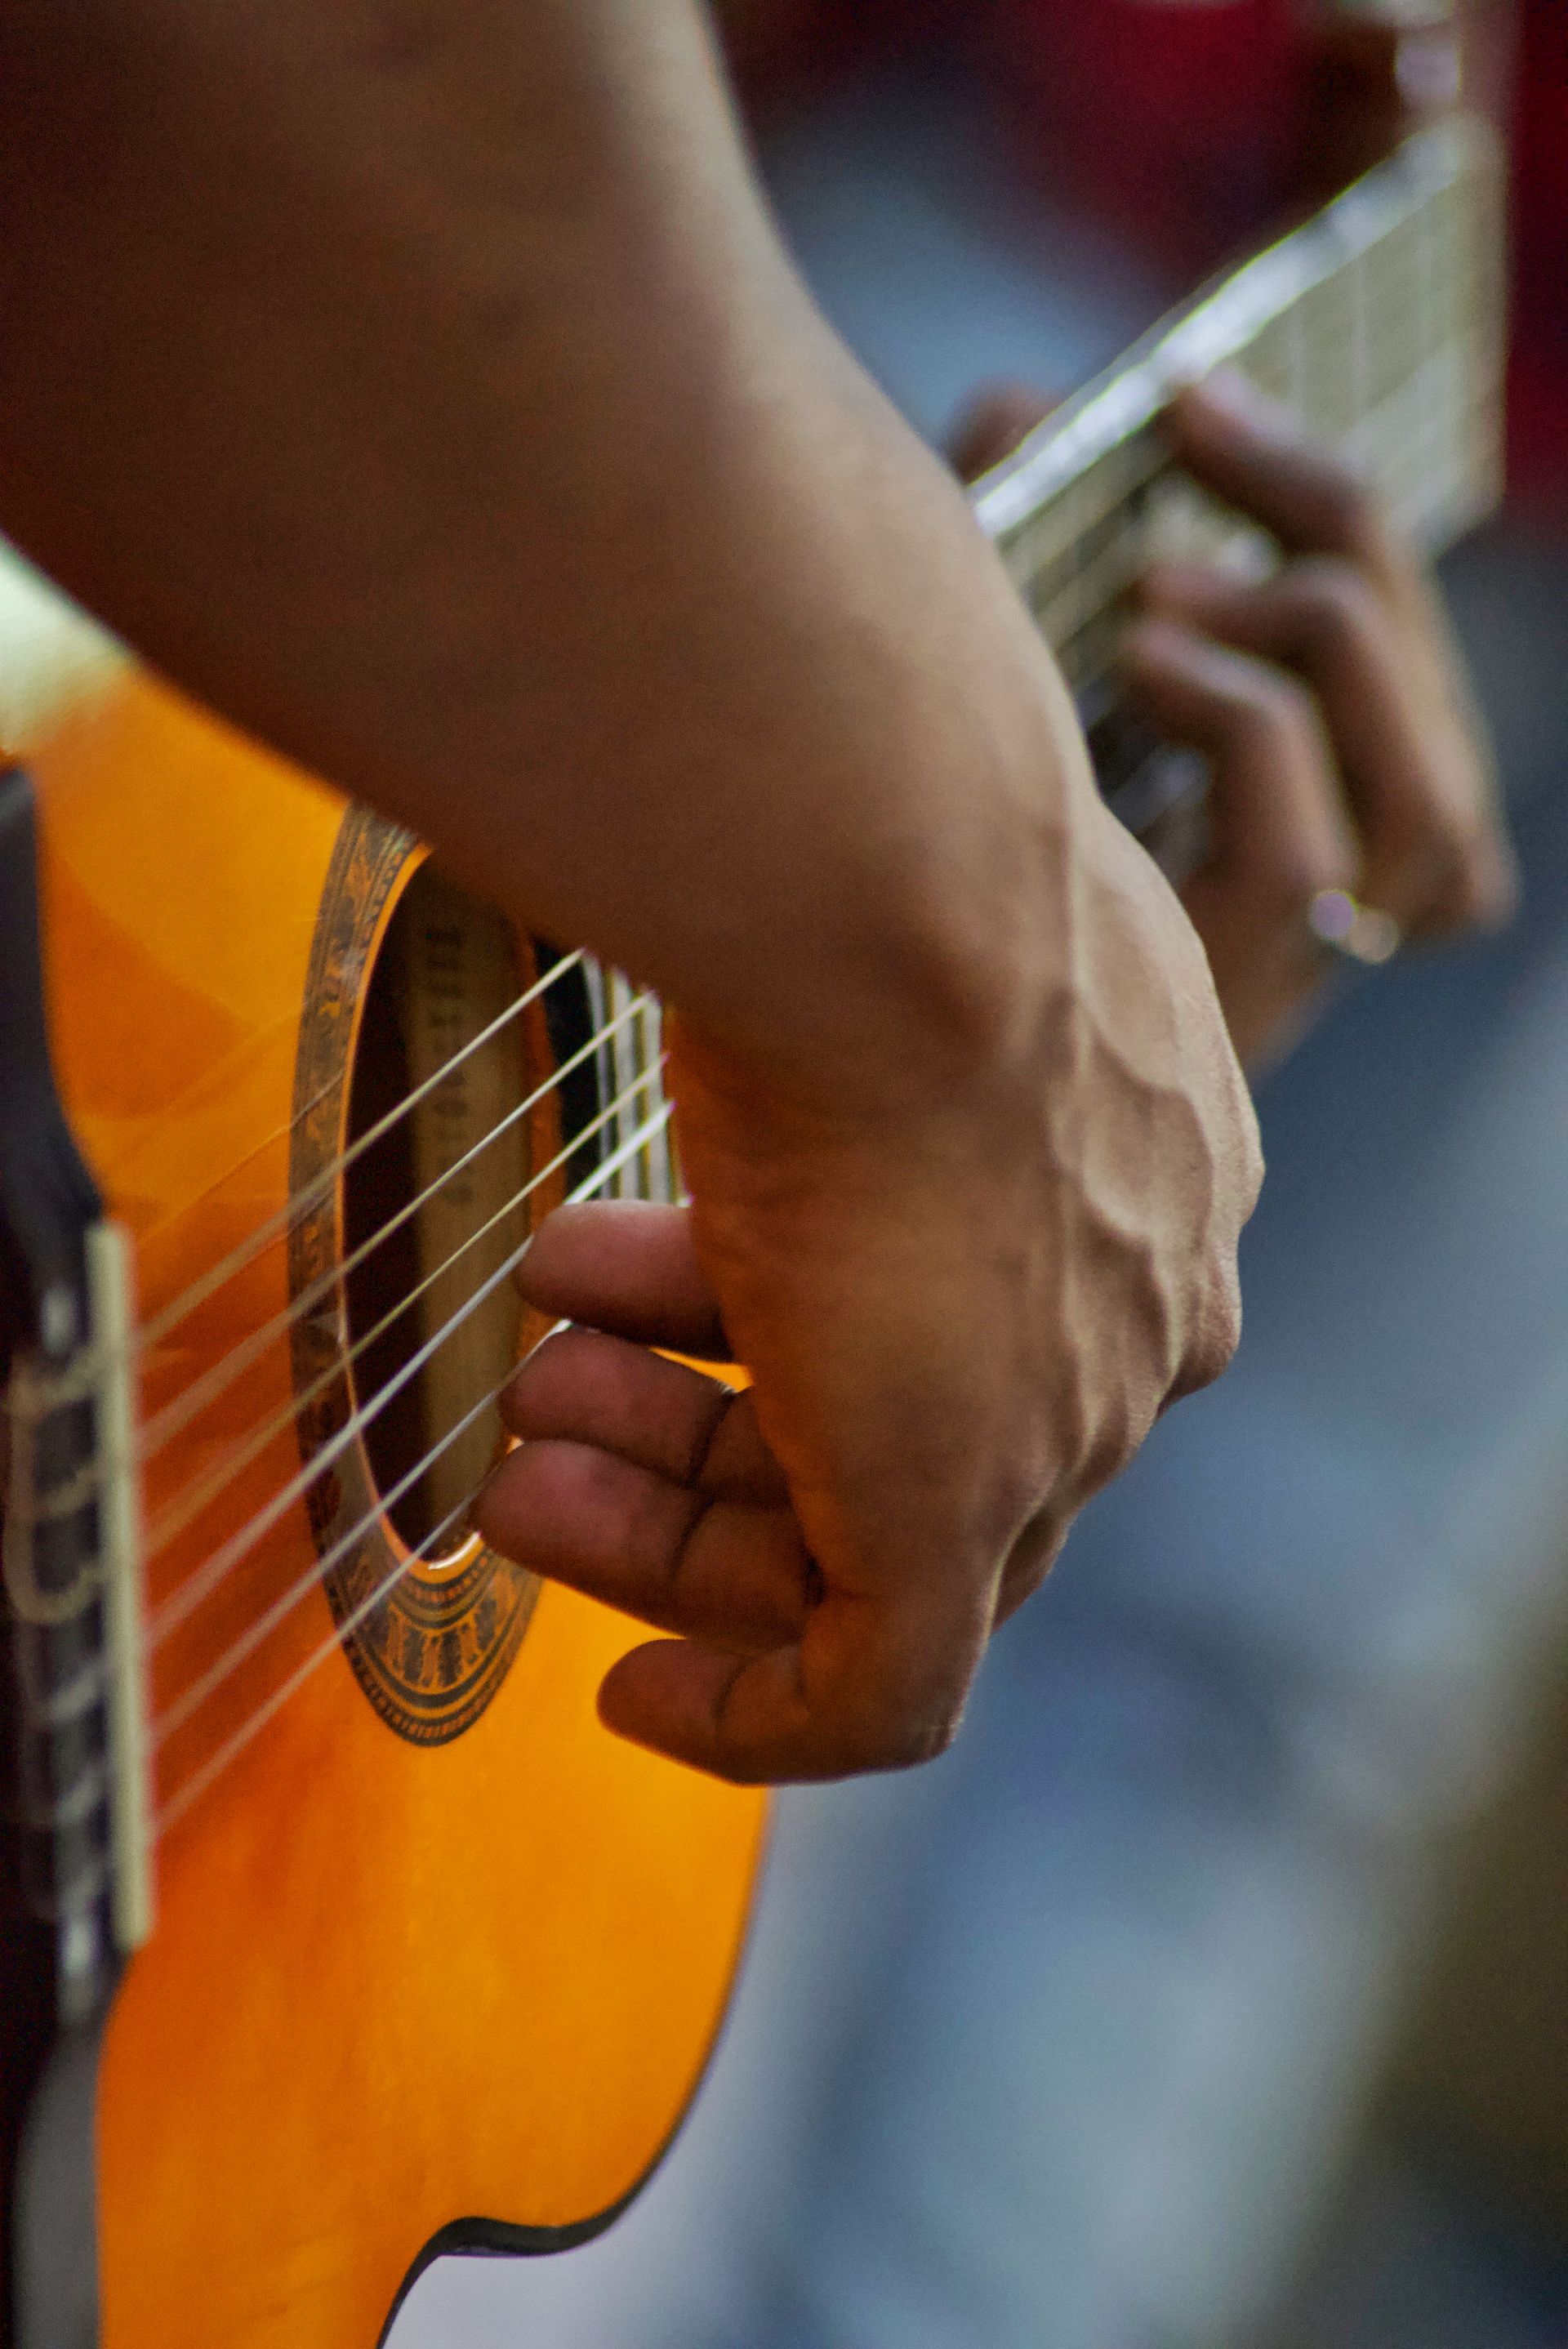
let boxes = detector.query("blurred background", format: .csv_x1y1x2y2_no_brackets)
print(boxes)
399,5,1568,2343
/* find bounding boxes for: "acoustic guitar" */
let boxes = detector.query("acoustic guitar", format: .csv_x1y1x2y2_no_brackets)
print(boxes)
1,93,1502,2349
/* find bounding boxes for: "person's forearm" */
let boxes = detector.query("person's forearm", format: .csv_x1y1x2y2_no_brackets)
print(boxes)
0,0,1087,1086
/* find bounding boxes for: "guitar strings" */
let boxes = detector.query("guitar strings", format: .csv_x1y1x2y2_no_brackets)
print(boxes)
131,981,656,1473
144,1074,597,1560
147,1069,670,1652
2,983,662,1593
153,1104,678,1824
140,1041,666,1563
152,1355,529,1750
135,947,589,1357
150,1094,672,1749
125,1063,343,1264
154,1482,482,1838
0,943,599,1440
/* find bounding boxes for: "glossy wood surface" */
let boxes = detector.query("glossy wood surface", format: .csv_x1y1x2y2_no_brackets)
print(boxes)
5,604,765,2349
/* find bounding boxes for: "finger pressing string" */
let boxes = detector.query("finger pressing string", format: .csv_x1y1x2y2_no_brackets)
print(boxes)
1121,614,1361,903
1167,372,1400,572
1138,556,1515,934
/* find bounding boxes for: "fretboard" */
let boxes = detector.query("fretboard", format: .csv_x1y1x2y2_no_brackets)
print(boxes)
971,118,1505,708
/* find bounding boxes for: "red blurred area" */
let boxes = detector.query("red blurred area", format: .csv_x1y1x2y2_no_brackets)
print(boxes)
722,0,1566,518
978,0,1565,517
1508,0,1568,516
987,0,1301,265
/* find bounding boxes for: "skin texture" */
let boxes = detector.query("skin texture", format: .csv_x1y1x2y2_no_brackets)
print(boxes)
0,0,1259,1782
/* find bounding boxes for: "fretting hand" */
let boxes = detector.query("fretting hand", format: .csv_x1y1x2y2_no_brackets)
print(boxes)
956,372,1516,1069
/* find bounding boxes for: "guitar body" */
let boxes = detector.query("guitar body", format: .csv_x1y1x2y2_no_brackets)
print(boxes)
10,646,766,2349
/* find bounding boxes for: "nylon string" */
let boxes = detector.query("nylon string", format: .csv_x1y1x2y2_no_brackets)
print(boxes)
150,1095,675,1825
148,1064,667,1650
132,980,654,1474
140,1039,666,1562
137,947,586,1356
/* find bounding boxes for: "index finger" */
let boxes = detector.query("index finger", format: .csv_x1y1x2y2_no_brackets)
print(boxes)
1167,372,1403,581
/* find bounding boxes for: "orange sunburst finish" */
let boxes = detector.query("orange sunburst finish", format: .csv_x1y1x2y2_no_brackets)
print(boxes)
18,656,765,2349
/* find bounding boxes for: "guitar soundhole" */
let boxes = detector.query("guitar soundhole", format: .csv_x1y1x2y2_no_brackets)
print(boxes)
342,863,531,1566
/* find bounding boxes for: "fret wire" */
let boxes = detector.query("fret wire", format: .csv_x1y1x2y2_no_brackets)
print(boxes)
1009,125,1502,681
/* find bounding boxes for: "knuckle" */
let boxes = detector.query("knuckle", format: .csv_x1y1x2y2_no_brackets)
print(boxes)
1284,559,1383,659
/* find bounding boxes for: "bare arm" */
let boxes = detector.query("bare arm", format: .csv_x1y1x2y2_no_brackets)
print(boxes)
0,0,1260,1779
0,0,1045,1075
956,377,1514,1073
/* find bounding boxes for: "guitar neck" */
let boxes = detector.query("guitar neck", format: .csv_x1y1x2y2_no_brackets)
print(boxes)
971,118,1505,709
